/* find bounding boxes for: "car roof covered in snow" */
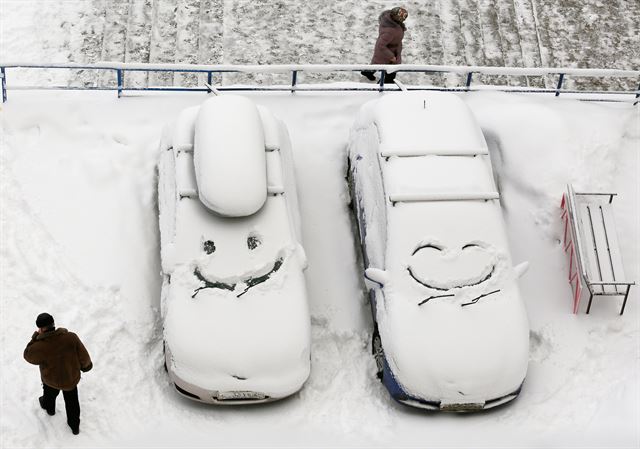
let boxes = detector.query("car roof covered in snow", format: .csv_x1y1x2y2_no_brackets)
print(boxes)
366,92,489,156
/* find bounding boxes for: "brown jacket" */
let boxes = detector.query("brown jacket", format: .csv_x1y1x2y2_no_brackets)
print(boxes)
24,328,92,391
371,10,406,65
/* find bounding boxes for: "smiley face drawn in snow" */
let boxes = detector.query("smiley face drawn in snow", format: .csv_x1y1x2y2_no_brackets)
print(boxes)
406,241,503,308
191,234,285,299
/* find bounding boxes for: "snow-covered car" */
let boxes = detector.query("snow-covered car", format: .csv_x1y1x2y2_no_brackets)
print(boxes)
347,92,530,411
157,96,310,404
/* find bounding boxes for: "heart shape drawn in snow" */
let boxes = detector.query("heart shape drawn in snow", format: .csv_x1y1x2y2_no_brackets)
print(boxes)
407,242,499,292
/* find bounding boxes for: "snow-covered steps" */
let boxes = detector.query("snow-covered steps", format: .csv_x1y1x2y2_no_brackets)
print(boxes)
125,0,153,87
149,0,178,87
47,0,639,90
100,1,130,88
174,0,200,86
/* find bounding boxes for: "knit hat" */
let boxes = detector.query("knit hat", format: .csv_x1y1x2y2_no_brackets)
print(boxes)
36,313,54,328
391,7,408,22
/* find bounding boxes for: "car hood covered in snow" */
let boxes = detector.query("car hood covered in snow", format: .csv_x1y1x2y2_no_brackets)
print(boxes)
379,200,529,405
163,245,310,396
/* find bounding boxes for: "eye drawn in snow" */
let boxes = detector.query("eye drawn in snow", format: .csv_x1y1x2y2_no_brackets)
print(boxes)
203,239,216,255
407,241,503,307
247,234,261,250
192,257,284,299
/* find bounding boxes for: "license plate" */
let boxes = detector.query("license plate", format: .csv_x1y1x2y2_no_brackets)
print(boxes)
216,391,266,401
440,402,485,411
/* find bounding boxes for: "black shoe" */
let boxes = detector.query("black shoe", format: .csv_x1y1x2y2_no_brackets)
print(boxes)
360,71,376,81
70,425,80,435
38,396,55,416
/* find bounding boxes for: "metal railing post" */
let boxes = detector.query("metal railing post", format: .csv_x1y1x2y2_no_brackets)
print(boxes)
555,73,565,97
1,67,6,103
291,70,297,93
379,70,386,92
465,72,473,89
117,69,123,98
207,71,213,92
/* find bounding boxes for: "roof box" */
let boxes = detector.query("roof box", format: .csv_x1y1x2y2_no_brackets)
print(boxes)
194,96,268,217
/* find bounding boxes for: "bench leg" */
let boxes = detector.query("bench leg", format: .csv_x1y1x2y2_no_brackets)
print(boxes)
586,292,594,314
620,286,631,315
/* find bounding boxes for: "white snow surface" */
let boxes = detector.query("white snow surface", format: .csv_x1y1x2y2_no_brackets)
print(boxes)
0,90,638,448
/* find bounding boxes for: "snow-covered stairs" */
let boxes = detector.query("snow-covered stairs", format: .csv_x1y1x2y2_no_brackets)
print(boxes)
148,0,178,87
61,0,637,90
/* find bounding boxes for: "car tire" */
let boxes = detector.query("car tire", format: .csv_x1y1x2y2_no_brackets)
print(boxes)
372,325,384,381
163,342,168,373
346,159,355,212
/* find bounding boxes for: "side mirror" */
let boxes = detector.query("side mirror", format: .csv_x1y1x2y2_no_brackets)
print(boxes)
161,243,176,274
364,267,388,288
514,261,529,279
296,244,308,270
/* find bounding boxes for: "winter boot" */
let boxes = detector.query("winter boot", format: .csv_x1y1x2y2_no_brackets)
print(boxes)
383,73,397,84
39,396,55,416
360,70,376,82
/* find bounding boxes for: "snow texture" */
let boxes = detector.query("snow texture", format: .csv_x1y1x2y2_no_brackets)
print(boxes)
0,89,638,447
2,0,638,89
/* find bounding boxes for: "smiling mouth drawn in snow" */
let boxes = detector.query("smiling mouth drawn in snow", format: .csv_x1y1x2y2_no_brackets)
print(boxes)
191,236,284,298
192,257,284,299
406,242,501,308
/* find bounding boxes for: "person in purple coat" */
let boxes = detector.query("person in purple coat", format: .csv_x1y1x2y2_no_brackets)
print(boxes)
361,7,408,83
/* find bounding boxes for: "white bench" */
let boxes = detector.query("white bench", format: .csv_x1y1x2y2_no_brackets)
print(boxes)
561,184,634,314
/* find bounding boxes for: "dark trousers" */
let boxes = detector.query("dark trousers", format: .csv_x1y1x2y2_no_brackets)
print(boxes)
42,383,80,428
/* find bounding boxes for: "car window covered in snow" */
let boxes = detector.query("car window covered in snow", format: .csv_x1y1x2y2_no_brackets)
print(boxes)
158,147,177,249
351,126,387,269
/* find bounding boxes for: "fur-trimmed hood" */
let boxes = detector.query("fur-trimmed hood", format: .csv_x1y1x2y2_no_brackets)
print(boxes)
379,10,406,31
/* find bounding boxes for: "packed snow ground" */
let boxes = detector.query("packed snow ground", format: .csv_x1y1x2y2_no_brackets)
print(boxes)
0,90,638,448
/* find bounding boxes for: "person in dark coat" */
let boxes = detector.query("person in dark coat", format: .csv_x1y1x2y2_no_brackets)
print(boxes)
361,7,408,83
24,313,93,435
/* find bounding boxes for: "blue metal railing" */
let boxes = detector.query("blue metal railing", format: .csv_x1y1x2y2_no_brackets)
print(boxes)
1,62,638,103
